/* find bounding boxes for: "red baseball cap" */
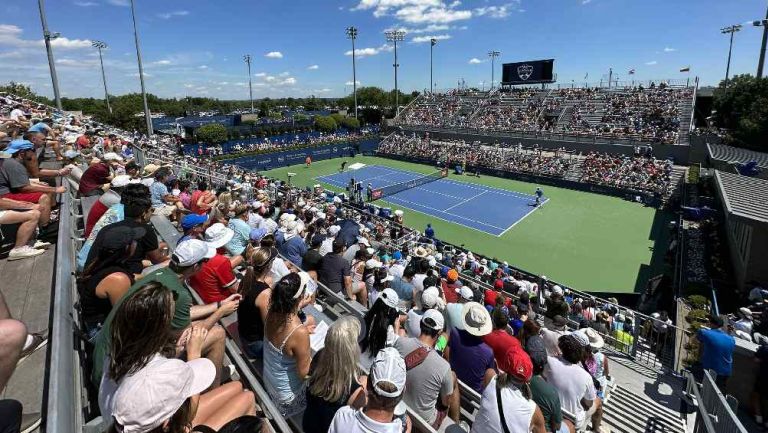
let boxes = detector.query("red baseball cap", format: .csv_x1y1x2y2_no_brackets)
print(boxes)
500,347,533,383
494,279,504,290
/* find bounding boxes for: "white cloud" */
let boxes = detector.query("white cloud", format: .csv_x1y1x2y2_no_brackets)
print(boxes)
157,11,190,20
468,57,484,64
107,0,130,6
354,0,473,24
281,77,297,85
265,51,283,59
151,59,172,66
345,44,393,58
411,34,451,43
474,4,513,18
645,60,658,65
346,80,362,86
0,24,92,50
73,1,98,6
315,88,333,93
254,72,267,77
279,71,291,77
307,64,319,70
198,65,208,69
128,72,152,78
663,47,677,52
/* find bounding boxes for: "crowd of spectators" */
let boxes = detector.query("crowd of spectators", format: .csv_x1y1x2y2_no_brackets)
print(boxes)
580,151,673,194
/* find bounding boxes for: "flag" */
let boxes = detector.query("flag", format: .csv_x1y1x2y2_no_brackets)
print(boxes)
628,69,635,75
680,66,690,72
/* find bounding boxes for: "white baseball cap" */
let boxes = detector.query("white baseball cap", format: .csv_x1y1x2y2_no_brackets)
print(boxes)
365,259,383,269
110,356,215,433
552,285,563,295
370,347,407,398
421,309,445,332
357,236,371,247
378,288,400,309
456,286,474,301
172,240,215,267
421,286,442,309
103,152,123,162
328,225,341,236
204,223,234,249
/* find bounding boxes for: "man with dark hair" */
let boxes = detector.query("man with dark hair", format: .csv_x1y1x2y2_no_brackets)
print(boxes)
318,237,352,297
394,309,460,429
544,333,605,433
78,152,122,197
697,315,735,392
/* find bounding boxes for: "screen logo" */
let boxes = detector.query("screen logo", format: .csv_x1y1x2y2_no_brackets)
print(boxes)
517,64,533,80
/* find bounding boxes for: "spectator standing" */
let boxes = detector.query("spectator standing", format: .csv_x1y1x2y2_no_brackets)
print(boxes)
527,337,571,433
304,316,367,433
425,223,435,239
446,302,497,393
542,315,569,357
697,315,735,392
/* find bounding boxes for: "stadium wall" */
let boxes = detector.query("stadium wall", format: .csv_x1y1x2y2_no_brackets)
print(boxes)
226,138,380,171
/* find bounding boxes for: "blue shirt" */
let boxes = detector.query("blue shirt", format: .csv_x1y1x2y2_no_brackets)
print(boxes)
425,226,435,238
390,276,415,302
150,181,169,208
698,328,735,376
28,122,51,134
226,218,251,256
278,236,307,268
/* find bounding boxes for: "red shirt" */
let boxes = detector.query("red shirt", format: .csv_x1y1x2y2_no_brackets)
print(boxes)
189,190,214,215
76,135,91,149
484,289,512,309
188,254,237,304
483,328,523,370
441,279,461,303
78,163,110,196
84,200,108,238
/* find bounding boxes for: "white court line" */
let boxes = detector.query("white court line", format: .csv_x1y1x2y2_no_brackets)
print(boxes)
439,177,537,201
385,195,507,232
443,190,487,212
496,197,550,237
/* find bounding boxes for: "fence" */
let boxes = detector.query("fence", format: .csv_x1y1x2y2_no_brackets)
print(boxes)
685,370,748,433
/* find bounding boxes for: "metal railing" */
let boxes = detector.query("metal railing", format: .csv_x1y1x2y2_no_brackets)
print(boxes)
685,370,748,433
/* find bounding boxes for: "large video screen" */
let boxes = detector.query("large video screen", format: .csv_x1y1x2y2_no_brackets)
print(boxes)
502,59,555,85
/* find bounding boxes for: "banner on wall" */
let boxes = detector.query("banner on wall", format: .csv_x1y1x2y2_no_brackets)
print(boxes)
227,139,380,171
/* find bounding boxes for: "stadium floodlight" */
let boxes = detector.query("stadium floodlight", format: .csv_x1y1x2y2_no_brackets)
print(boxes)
721,24,742,89
129,0,153,136
385,29,406,116
430,38,437,93
36,0,62,111
752,4,768,78
345,26,359,119
92,40,112,114
243,54,254,114
488,51,501,89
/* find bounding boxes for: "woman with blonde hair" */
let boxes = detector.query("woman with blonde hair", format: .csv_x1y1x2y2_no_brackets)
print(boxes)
303,316,367,433
210,191,232,224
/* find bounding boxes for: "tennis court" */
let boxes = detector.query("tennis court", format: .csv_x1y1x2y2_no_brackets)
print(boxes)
317,165,548,236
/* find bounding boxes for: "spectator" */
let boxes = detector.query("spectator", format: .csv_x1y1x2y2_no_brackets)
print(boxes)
697,315,735,392
544,287,569,329
732,307,754,341
441,268,462,303
237,247,277,359
99,282,255,432
304,316,367,433
79,152,122,197
527,336,572,433
189,224,242,304
150,167,184,222
425,223,435,239
0,197,46,260
752,342,768,428
471,347,547,433
263,273,312,415
277,219,308,269
328,347,410,433
483,306,524,369
581,328,610,398
0,139,62,227
84,174,133,238
446,302,496,393
360,288,402,371
518,318,544,354
542,315,569,357
179,213,208,244
318,238,352,298
77,225,143,336
301,235,325,277
225,204,252,256
190,180,217,215
405,286,445,338
394,309,460,428
544,334,605,433
90,240,235,388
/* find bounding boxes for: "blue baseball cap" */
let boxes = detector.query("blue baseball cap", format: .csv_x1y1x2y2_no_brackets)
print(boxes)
181,214,208,231
392,251,402,261
5,139,34,155
249,227,268,242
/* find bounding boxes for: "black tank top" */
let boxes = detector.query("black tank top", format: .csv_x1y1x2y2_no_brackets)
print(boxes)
238,280,269,342
78,266,132,325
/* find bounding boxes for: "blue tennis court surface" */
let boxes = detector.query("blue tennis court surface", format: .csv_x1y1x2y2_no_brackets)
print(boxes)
317,165,548,236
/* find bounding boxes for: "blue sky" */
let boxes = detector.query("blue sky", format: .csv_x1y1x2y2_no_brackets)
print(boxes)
0,0,766,100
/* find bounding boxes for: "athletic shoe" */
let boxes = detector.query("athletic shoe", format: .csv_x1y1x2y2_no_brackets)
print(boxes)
7,246,45,261
20,412,41,433
18,330,48,363
33,240,51,249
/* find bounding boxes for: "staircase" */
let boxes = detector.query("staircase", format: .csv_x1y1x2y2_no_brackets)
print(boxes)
602,384,687,433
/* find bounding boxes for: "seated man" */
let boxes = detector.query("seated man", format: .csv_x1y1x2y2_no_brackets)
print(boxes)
21,131,71,180
445,302,496,393
0,140,63,227
0,197,46,260
26,119,62,160
150,167,183,222
188,224,241,304
90,240,239,389
84,175,132,238
78,152,123,197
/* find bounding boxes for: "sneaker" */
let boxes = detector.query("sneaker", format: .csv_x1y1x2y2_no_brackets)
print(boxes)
7,246,45,261
32,240,52,249
19,412,41,433
18,330,48,363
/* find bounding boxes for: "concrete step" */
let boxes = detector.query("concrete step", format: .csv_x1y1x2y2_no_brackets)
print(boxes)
602,384,686,433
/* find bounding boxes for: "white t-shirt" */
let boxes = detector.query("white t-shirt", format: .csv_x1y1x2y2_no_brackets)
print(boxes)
411,273,427,309
543,356,596,426
328,406,402,433
445,302,465,331
471,376,536,433
269,257,291,282
10,108,25,121
405,308,424,338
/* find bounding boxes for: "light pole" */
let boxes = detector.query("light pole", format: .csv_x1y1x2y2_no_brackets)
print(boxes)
243,54,254,113
753,5,768,78
92,40,112,114
430,38,437,93
345,26,358,119
36,0,62,111
385,29,406,116
129,0,153,136
488,50,500,89
721,24,742,89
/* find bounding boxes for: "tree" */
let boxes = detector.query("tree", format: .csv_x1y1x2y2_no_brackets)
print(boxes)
196,123,228,144
330,113,345,125
314,115,337,133
712,74,768,151
340,117,360,130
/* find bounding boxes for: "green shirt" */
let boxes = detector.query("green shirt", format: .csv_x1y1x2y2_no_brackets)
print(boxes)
529,374,562,429
90,267,192,387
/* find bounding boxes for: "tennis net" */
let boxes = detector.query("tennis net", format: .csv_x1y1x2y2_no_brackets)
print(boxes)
372,168,448,200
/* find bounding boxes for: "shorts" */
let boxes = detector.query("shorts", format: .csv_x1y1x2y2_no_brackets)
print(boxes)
153,204,176,217
352,281,366,294
1,192,43,203
576,398,600,431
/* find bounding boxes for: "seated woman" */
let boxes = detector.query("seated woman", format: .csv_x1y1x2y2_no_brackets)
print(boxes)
263,273,313,416
360,288,402,372
237,247,278,359
77,224,143,337
99,281,257,433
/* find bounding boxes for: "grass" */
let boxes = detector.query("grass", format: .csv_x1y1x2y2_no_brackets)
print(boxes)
263,155,671,294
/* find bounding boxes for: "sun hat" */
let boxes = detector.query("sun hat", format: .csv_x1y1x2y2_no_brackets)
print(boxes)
141,164,159,177
456,286,474,301
378,288,400,309
181,214,208,231
499,347,533,383
421,309,445,332
110,175,133,188
103,152,123,162
357,236,371,247
370,347,407,398
413,246,428,258
582,327,605,349
279,213,297,224
461,302,493,337
421,286,441,309
570,330,590,348
110,356,215,433
446,269,459,281
171,239,215,267
204,223,234,249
